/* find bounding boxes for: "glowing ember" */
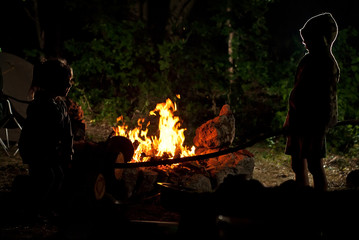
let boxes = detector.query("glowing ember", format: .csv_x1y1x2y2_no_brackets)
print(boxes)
113,98,196,162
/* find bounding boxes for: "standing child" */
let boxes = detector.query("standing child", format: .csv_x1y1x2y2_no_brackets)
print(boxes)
19,58,74,216
283,13,340,191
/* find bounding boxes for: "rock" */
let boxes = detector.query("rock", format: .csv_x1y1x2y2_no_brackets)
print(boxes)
206,149,255,189
182,174,212,193
135,168,159,196
193,104,235,149
346,169,359,188
121,168,140,199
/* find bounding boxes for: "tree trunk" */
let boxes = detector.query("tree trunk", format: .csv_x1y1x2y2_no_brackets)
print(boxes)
226,6,235,105
24,0,45,59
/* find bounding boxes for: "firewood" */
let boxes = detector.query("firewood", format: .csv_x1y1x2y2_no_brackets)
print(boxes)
114,152,125,180
94,173,106,200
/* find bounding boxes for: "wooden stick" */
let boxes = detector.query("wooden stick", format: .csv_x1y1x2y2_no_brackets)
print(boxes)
113,119,359,169
114,129,284,168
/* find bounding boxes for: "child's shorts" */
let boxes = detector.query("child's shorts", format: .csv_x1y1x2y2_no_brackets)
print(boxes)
285,134,326,160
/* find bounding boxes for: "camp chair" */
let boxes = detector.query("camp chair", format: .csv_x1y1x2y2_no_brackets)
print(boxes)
0,93,26,157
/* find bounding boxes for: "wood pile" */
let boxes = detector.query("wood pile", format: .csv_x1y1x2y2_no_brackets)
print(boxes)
114,105,255,201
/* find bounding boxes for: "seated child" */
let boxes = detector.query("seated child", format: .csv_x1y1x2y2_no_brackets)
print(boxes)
19,58,74,216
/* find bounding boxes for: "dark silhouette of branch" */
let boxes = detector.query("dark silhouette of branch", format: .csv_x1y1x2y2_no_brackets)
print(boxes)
113,120,358,168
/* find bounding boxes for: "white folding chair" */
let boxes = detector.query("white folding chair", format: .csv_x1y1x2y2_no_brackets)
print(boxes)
0,96,24,157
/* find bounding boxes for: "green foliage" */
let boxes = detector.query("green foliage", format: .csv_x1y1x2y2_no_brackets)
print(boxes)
226,0,300,140
65,20,162,123
266,40,305,131
334,27,359,120
327,125,359,156
61,1,359,153
65,2,237,133
322,27,359,155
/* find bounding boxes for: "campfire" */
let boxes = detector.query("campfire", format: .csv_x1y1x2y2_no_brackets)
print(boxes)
113,97,195,164
110,98,255,200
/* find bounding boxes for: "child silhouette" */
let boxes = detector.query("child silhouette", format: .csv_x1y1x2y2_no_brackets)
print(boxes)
19,58,74,216
283,13,340,191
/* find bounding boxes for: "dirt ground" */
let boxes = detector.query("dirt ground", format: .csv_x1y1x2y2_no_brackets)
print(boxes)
2,120,357,192
1,121,358,239
249,144,359,191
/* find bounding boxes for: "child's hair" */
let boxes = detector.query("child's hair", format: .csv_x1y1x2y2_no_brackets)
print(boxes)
30,58,73,98
300,12,338,48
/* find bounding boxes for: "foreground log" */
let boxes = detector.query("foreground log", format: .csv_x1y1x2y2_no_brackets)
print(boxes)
70,136,135,201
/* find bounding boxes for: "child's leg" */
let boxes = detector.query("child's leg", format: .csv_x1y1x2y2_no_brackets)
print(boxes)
291,156,309,187
307,157,327,191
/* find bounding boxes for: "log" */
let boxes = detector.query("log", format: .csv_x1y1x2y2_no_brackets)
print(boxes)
71,136,135,201
93,173,106,200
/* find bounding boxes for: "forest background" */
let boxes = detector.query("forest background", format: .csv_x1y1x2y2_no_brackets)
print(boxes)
1,0,359,157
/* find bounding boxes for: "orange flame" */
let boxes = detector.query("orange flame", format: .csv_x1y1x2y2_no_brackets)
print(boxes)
113,98,195,162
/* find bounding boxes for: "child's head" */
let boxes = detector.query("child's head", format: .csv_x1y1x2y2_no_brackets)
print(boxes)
300,12,338,51
31,58,73,98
